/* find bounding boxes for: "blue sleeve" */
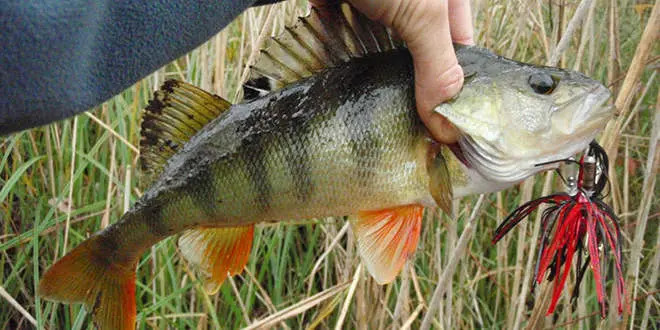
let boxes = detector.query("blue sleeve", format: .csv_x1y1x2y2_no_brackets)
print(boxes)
0,0,276,135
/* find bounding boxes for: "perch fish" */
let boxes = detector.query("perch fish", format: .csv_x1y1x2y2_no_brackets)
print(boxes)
38,4,613,329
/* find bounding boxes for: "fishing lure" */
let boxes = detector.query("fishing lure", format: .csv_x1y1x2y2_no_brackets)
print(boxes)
493,141,626,317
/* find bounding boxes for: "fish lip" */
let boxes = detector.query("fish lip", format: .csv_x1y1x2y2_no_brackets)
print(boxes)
557,83,610,106
550,83,613,144
573,89,613,136
557,84,612,122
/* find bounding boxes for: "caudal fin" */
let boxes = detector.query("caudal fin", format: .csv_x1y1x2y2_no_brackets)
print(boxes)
39,236,137,330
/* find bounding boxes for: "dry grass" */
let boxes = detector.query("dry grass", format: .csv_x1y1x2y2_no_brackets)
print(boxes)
1,0,658,329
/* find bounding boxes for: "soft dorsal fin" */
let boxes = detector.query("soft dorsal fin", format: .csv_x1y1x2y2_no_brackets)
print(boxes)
140,80,232,185
243,3,403,100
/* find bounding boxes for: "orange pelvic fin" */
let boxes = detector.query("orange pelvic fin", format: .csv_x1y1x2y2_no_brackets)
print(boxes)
351,204,425,284
178,225,254,294
39,235,137,330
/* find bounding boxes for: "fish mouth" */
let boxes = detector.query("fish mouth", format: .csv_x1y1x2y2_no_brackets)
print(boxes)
459,85,613,184
553,84,613,137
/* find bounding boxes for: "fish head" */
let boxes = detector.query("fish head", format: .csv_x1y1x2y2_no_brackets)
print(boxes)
436,46,614,195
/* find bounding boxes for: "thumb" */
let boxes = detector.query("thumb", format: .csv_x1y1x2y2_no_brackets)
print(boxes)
402,1,463,144
314,0,466,144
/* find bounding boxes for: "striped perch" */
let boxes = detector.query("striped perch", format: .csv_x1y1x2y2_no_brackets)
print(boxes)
38,3,613,329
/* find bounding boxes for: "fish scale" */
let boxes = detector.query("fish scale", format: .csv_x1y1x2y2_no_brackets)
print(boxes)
193,50,430,225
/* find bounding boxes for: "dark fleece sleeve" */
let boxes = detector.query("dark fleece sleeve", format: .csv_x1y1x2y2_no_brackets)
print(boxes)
0,0,282,135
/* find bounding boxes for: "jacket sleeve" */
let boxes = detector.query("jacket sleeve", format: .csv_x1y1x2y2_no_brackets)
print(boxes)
0,0,281,135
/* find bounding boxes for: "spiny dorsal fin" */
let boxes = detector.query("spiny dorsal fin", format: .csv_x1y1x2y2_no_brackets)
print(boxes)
140,80,231,185
243,3,402,100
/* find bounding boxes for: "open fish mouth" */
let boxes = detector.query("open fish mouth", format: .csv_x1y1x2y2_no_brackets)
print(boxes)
458,85,613,184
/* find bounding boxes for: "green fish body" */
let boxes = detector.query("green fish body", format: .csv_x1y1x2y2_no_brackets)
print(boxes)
144,50,433,230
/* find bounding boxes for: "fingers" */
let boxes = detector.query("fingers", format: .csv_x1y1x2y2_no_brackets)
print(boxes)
448,0,474,45
401,0,463,144
346,0,469,143
311,0,474,144
308,0,338,8
414,60,463,144
416,0,474,143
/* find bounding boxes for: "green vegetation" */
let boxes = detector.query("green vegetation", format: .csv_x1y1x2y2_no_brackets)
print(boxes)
1,0,657,329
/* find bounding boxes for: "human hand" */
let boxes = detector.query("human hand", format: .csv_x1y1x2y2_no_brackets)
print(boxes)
310,0,474,144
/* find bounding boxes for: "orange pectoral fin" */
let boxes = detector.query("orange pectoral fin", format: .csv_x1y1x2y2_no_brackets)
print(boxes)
351,204,424,284
178,225,254,294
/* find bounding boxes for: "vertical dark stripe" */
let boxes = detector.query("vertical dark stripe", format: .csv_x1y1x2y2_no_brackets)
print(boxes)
235,84,317,211
347,109,382,186
241,137,271,211
99,194,174,257
187,165,222,217
405,96,425,147
284,124,313,203
142,203,173,236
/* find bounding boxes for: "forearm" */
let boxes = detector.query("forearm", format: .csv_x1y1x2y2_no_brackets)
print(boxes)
0,0,281,135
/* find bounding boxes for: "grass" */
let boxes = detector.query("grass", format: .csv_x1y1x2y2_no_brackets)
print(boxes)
1,0,658,329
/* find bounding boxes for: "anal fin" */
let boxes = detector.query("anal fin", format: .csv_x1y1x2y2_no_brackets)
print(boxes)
178,225,254,294
351,204,424,284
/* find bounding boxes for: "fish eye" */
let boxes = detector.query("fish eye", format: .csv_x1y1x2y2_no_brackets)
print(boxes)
528,72,557,95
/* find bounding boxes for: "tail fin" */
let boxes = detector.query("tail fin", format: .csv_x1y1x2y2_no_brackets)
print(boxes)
39,236,137,330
